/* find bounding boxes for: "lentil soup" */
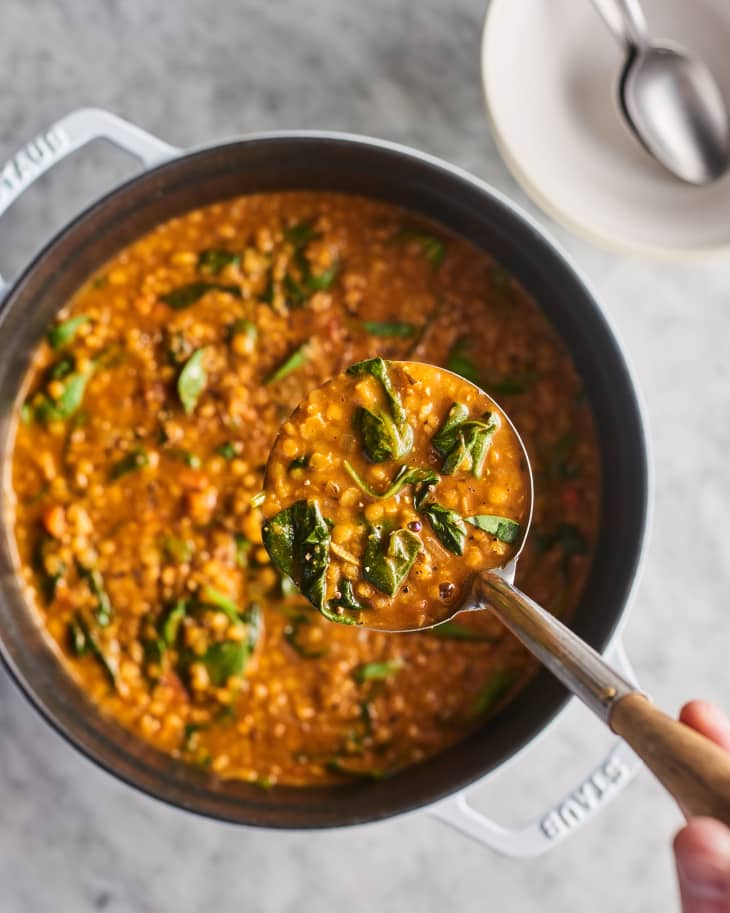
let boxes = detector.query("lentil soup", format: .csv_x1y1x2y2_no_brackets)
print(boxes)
262,360,531,632
9,192,599,784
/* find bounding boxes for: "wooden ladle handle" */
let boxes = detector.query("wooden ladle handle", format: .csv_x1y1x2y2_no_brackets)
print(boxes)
476,576,730,824
610,694,730,824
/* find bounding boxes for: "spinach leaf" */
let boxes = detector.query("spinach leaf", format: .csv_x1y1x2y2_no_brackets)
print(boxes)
215,441,236,461
198,249,241,274
328,579,364,612
177,348,207,415
165,448,201,469
347,358,413,462
142,634,166,667
202,641,247,686
419,501,467,555
201,603,261,685
288,454,311,472
181,722,203,751
471,669,518,716
347,357,407,426
352,658,404,683
160,599,187,646
283,273,308,308
214,703,237,724
162,535,193,563
34,363,95,423
320,602,362,626
428,620,498,642
466,423,495,479
284,220,321,247
432,403,498,478
397,229,446,268
264,343,308,385
198,585,241,624
161,282,242,309
76,563,113,627
344,461,439,500
466,514,521,544
53,370,93,418
47,353,75,381
228,318,258,348
262,499,331,612
93,345,125,370
362,320,417,338
280,221,339,303
363,525,422,597
320,580,365,625
68,615,89,655
47,315,89,349
69,612,116,685
283,614,328,659
446,337,480,385
260,274,275,304
252,775,274,789
440,428,473,475
305,263,339,292
109,446,149,480
325,758,388,780
279,572,299,598
354,406,414,464
33,535,65,604
431,403,470,454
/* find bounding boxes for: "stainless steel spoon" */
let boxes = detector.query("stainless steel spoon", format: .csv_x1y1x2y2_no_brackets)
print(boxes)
591,0,730,184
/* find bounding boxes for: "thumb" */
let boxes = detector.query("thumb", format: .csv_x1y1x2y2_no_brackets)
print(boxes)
675,817,730,913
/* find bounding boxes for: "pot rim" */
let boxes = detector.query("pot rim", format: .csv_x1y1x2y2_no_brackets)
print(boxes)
0,127,653,828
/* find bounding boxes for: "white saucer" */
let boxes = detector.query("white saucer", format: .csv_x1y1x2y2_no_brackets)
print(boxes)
482,0,730,259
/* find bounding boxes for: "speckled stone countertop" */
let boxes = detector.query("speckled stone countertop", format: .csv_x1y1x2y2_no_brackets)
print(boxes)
1,2,729,911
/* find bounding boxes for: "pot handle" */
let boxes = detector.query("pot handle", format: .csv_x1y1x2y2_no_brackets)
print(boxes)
429,639,643,857
0,108,179,292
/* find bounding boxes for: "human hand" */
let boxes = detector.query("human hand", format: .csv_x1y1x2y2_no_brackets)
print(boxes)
674,701,730,913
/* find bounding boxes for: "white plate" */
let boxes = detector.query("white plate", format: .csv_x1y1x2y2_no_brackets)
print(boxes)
482,0,730,259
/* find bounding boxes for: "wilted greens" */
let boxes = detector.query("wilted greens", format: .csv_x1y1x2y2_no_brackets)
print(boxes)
262,499,332,614
347,357,413,462
431,402,498,478
362,524,422,598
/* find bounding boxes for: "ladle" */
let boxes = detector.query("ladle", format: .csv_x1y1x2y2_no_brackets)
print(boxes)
264,360,730,824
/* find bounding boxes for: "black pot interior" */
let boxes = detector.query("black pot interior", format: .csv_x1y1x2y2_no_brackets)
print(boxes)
0,135,649,827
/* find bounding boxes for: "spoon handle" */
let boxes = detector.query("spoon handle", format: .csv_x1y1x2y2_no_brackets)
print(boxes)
590,0,649,50
478,573,730,825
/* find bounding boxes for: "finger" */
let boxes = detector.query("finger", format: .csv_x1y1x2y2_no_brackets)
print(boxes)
675,818,730,913
680,702,730,753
